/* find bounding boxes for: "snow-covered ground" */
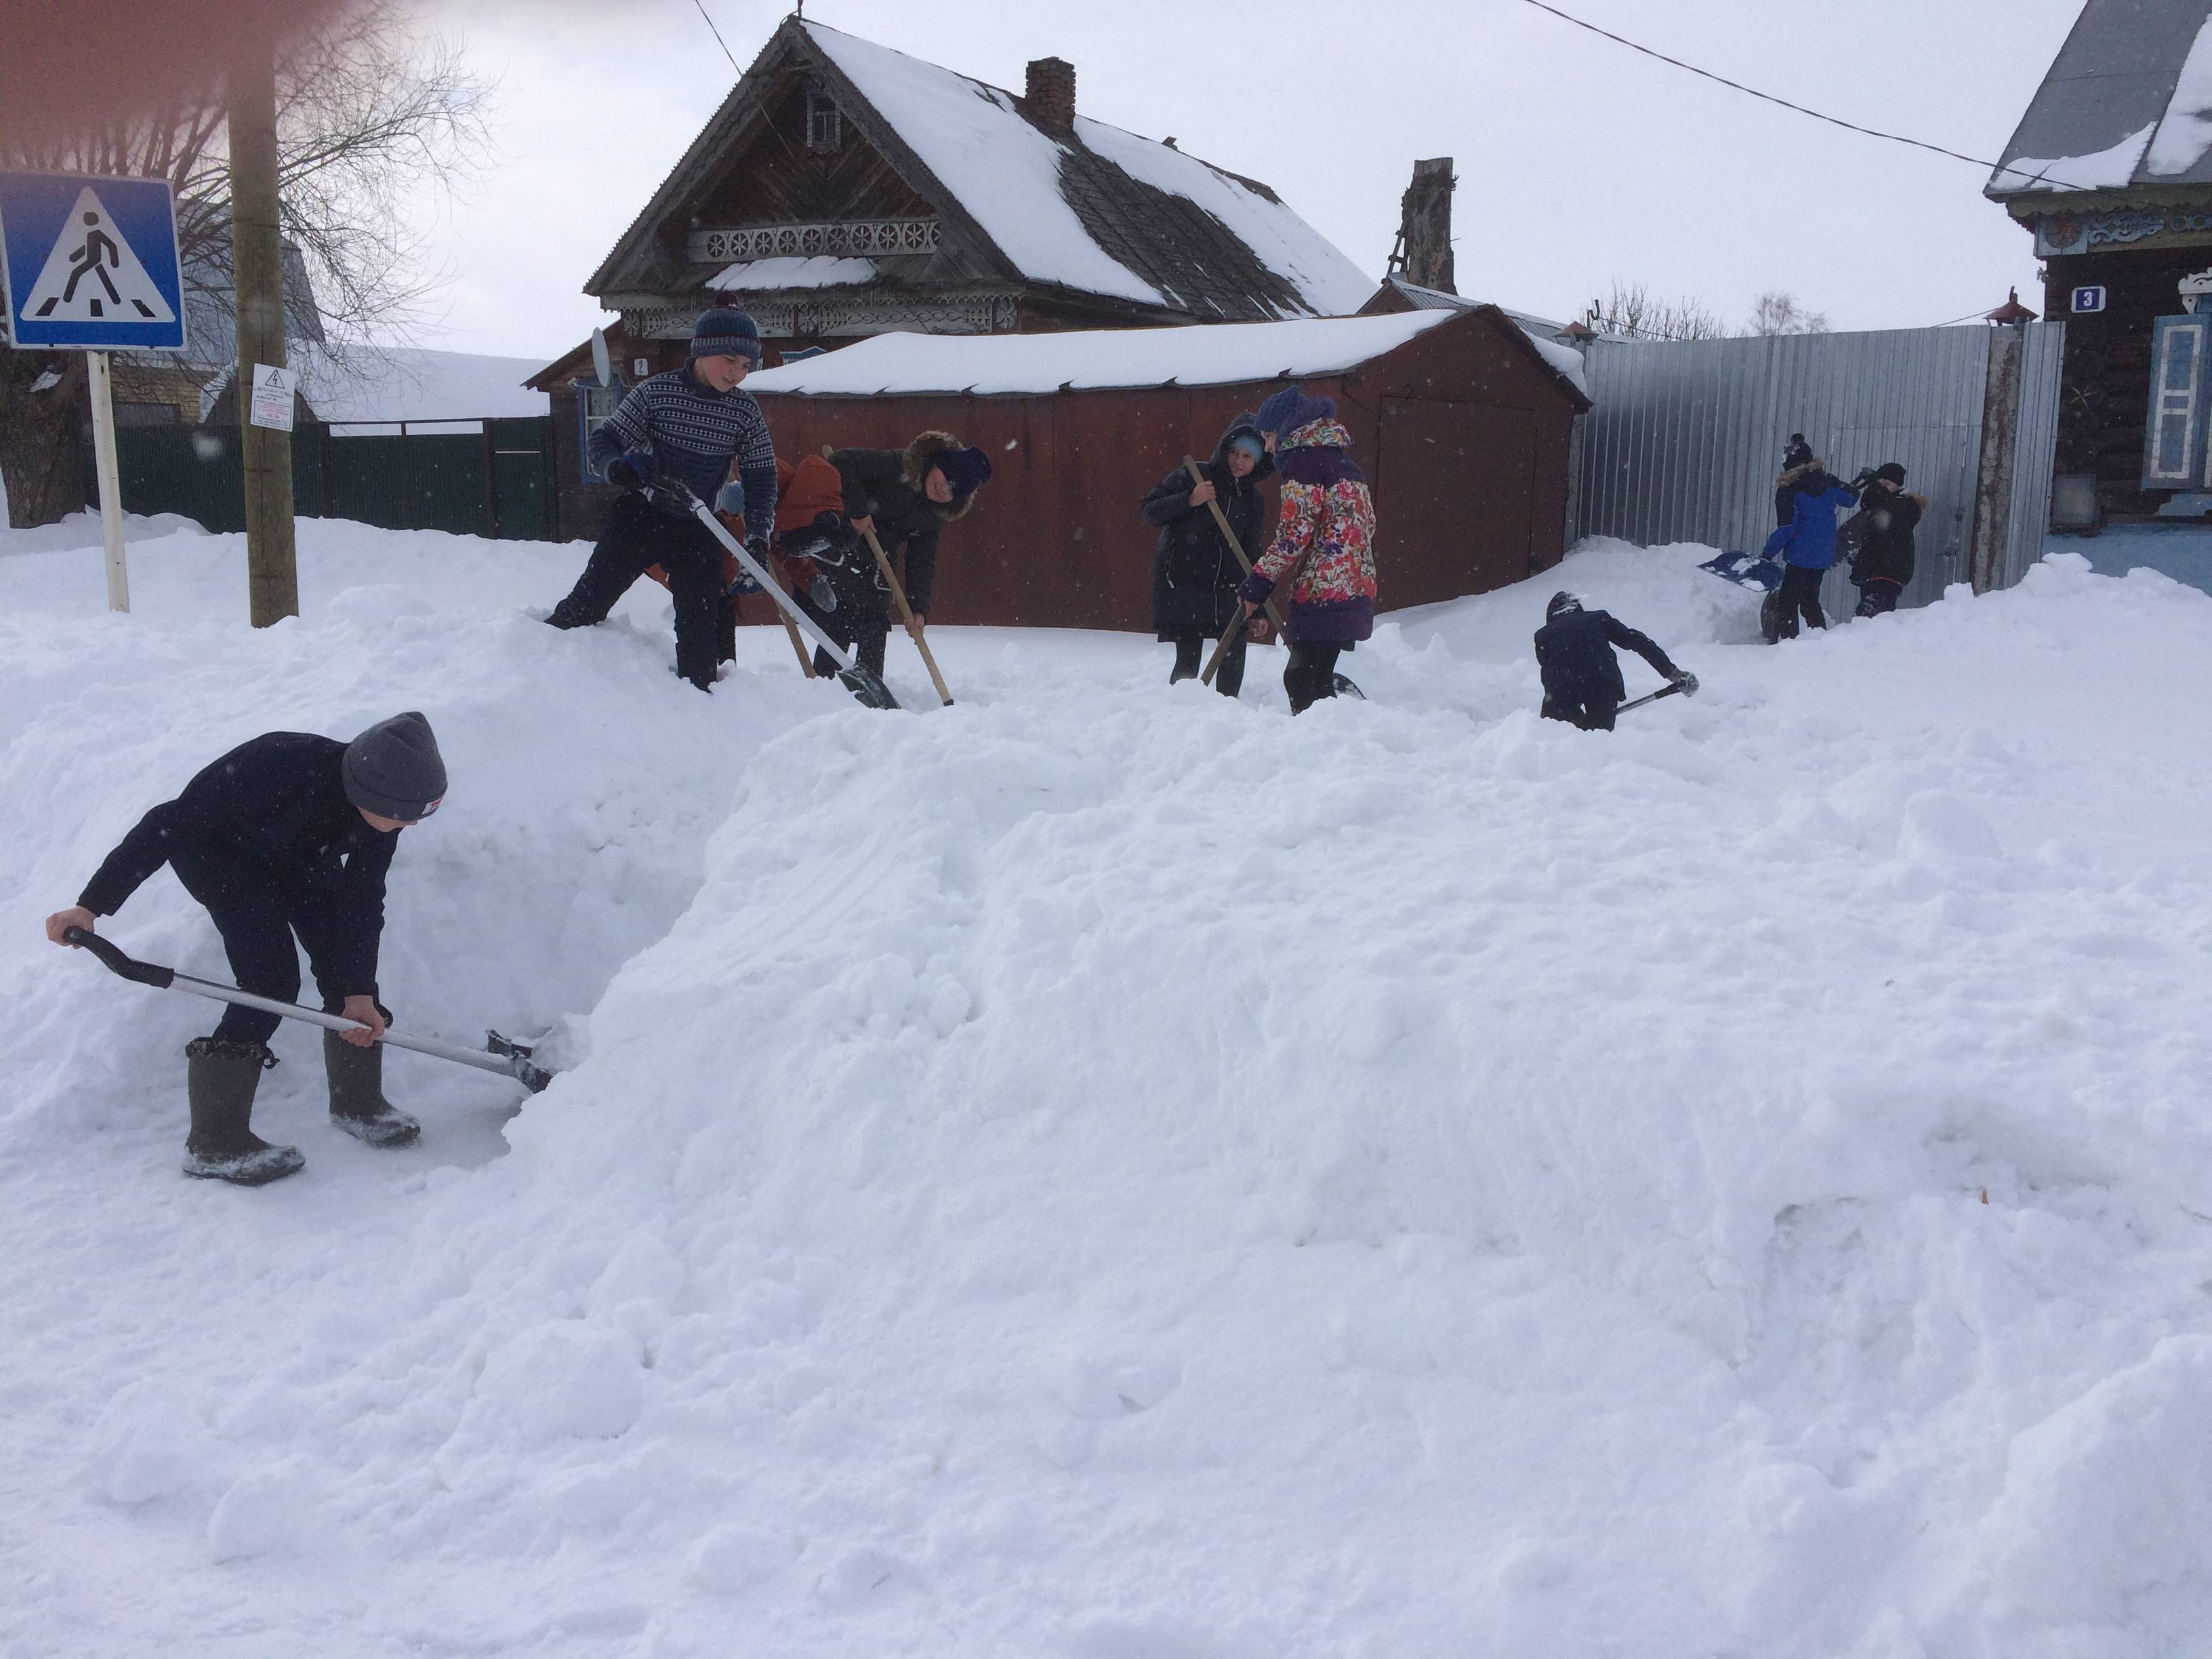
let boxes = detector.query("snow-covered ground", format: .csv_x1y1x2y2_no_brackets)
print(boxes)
2,512,2209,1658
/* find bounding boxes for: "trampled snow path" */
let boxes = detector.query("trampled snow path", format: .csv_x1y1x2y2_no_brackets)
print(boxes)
2,515,2209,1658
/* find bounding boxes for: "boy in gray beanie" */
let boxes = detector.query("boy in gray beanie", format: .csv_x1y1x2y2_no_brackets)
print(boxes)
45,714,448,1186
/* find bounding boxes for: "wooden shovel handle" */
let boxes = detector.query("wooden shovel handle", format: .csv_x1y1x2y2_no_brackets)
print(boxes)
861,524,955,706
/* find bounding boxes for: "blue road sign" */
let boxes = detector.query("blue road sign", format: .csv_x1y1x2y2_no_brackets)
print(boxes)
0,170,186,351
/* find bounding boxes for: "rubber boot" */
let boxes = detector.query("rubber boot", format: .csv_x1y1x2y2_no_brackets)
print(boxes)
182,1038,304,1186
323,1031,421,1148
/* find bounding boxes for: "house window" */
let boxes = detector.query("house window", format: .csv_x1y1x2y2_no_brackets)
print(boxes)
577,377,623,484
806,87,842,150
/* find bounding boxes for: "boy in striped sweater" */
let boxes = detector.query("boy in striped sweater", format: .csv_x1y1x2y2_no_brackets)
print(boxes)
546,309,779,691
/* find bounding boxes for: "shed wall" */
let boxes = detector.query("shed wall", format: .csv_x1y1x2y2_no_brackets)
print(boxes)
744,315,1580,630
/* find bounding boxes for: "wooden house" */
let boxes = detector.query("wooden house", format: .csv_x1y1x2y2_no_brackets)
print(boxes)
528,16,1373,537
1988,0,2212,522
729,308,1592,632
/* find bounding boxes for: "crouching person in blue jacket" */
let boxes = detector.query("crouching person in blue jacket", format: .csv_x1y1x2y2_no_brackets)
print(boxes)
1534,592,1694,731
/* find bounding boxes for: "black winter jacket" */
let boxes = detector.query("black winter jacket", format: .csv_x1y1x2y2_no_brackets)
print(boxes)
78,733,402,998
1141,415,1276,637
1533,610,1680,701
826,431,977,617
1845,487,1923,589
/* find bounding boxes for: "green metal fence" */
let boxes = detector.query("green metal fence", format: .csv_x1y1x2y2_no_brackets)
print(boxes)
83,417,559,541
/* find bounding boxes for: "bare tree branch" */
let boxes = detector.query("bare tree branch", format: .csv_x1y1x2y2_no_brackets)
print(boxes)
0,2,497,524
1747,291,1832,337
1583,281,1728,342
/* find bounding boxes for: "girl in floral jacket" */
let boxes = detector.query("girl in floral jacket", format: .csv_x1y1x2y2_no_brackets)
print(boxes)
1237,386,1377,712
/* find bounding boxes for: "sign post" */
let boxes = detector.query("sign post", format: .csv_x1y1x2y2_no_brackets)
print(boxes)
85,350,129,609
0,169,187,613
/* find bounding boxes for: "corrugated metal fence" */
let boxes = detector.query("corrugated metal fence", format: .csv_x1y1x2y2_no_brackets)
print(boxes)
1575,323,2064,612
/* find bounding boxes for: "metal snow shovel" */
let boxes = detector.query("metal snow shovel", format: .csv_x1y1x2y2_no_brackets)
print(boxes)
63,928,554,1092
646,478,900,710
1616,673,1700,716
860,523,955,705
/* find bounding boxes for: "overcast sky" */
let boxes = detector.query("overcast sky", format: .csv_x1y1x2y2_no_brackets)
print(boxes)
414,0,2087,363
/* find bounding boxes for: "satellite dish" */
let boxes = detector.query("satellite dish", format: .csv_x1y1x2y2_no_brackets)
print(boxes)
590,327,613,387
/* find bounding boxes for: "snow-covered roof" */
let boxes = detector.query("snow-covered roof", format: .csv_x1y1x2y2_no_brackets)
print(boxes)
706,255,877,292
252,346,550,433
743,309,1592,401
588,19,1374,325
797,23,1373,319
1989,0,2212,196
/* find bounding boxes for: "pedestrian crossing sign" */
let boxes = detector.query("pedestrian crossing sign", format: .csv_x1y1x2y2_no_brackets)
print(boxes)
0,170,186,351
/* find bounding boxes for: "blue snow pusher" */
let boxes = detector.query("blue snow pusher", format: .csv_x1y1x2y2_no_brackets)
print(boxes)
1698,550,1784,592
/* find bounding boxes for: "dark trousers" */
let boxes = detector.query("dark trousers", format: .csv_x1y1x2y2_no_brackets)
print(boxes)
1853,579,1902,619
1541,686,1620,731
793,583,890,679
168,840,369,1047
1284,640,1343,714
1776,563,1827,638
548,493,726,691
1168,629,1247,696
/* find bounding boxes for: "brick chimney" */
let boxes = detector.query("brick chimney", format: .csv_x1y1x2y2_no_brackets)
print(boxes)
1393,157,1457,295
1023,57,1076,138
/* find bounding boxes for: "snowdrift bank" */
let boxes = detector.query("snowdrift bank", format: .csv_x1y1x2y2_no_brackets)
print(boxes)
3,522,2210,1658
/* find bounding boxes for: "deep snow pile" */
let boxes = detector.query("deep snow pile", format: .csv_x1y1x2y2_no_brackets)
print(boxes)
3,514,2210,1659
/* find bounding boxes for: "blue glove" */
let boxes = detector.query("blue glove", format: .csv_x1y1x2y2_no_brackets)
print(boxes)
606,453,656,492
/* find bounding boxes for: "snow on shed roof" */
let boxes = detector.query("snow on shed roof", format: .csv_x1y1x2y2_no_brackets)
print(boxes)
1989,0,2212,195
292,346,550,431
745,310,1586,400
800,22,1374,319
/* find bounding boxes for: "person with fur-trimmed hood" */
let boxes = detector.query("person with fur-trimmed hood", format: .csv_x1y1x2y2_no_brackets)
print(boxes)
1759,442,1859,640
1237,386,1377,714
1843,462,1923,617
1534,592,1694,731
1140,413,1274,696
795,432,991,681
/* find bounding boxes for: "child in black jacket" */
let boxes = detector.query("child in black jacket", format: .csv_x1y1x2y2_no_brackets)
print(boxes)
1534,592,1694,731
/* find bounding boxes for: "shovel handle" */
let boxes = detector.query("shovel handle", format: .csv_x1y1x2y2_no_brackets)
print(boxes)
62,926,174,988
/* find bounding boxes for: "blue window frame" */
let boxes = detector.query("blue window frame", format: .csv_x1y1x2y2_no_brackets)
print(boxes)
2143,314,2209,491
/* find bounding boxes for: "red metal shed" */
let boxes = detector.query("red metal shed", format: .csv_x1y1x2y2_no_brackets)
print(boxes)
736,306,1589,630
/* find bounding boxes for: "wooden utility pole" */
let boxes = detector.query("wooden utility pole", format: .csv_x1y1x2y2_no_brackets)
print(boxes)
230,39,298,627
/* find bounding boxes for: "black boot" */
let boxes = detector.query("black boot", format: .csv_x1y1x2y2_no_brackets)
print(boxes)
182,1038,304,1185
323,1031,421,1148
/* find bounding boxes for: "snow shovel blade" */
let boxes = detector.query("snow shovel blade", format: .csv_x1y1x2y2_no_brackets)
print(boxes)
1699,550,1784,592
65,928,556,1094
835,664,901,710
485,1030,555,1094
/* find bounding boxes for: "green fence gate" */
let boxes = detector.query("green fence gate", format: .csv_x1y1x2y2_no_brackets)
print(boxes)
85,417,560,541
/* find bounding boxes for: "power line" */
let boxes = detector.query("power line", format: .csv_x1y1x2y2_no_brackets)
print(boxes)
691,0,741,75
1516,0,2078,190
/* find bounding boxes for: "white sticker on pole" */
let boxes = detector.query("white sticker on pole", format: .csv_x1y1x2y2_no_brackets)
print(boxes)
249,362,295,431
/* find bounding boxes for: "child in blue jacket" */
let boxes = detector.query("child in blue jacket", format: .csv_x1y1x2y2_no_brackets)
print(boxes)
1761,453,1860,640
